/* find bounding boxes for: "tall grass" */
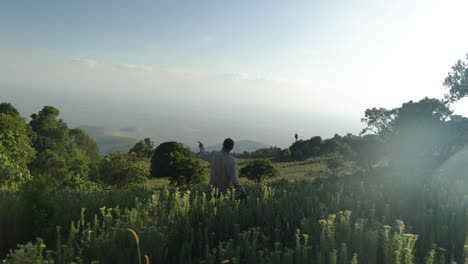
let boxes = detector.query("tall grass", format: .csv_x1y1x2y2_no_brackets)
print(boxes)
1,168,467,263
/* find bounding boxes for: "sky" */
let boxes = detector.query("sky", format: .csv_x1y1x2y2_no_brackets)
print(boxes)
1,0,468,147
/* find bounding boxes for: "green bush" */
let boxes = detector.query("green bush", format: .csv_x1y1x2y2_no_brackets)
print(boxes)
99,151,149,188
239,159,278,184
168,151,205,187
150,141,192,178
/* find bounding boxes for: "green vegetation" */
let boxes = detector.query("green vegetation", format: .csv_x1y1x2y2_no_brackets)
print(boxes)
98,151,149,189
29,106,92,190
128,138,155,160
149,141,205,186
1,55,468,263
0,103,35,190
239,159,279,183
168,150,205,187
1,166,466,263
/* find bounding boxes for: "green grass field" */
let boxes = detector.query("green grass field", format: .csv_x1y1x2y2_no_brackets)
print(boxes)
2,153,466,263
146,156,354,188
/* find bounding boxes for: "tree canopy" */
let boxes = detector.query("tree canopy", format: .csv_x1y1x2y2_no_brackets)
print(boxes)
29,106,91,190
0,102,21,117
69,128,100,161
443,54,468,103
0,104,36,190
128,138,155,159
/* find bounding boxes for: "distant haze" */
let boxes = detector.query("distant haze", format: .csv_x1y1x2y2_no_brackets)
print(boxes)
3,90,362,149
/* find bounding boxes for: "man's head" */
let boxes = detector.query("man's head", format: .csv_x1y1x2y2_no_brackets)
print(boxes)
222,138,234,152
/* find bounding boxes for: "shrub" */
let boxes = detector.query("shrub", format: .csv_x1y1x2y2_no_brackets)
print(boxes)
168,151,205,187
99,152,149,188
239,159,278,184
150,141,192,178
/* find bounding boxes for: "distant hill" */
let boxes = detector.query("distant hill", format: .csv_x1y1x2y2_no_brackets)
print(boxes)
205,140,270,153
79,126,138,154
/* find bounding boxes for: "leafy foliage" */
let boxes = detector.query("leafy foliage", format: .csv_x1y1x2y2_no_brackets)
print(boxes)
360,97,461,173
168,151,205,187
239,159,278,183
0,106,36,190
69,128,100,161
289,135,354,161
235,146,283,159
360,107,396,136
128,138,155,159
150,141,192,178
443,54,468,102
0,103,21,117
29,106,91,190
98,151,149,188
2,168,466,263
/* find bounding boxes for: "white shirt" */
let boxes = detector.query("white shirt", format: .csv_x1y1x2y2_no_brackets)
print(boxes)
199,146,245,194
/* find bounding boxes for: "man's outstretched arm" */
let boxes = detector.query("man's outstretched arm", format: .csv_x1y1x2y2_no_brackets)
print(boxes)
198,141,212,161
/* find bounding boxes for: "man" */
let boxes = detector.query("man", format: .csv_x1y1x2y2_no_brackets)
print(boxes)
198,138,246,198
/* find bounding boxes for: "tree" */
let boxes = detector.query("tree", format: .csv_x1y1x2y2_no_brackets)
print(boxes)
360,107,396,136
29,106,90,190
390,98,453,170
443,54,468,103
150,141,193,178
289,139,311,159
321,135,352,157
0,103,36,190
69,128,101,181
235,147,282,159
98,151,149,188
168,151,205,187
361,97,456,173
128,138,154,159
307,136,323,156
289,136,324,159
69,128,100,161
239,159,278,184
0,102,21,116
392,97,452,128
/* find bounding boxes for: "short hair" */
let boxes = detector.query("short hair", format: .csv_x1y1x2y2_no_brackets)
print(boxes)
223,138,234,150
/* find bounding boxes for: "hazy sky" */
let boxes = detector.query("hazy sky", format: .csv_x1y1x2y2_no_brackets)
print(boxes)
1,0,468,147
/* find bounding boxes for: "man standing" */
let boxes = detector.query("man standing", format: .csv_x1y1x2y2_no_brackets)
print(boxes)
198,138,246,198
